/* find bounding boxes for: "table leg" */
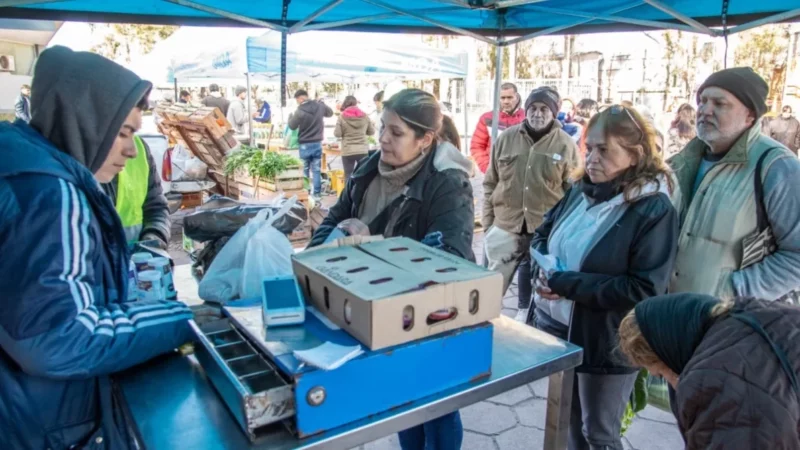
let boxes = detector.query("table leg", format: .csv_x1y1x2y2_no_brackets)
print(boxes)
543,368,574,450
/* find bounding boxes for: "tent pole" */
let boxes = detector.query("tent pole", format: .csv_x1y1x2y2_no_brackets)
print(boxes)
490,44,504,144
462,77,469,155
359,0,497,46
522,4,702,34
505,3,640,46
165,0,286,31
728,9,800,35
289,0,344,33
642,0,718,36
247,72,253,146
298,7,461,32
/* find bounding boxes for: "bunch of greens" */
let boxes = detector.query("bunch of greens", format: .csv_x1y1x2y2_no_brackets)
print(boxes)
224,146,300,180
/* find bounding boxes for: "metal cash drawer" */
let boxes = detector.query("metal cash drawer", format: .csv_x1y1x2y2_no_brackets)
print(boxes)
190,318,296,441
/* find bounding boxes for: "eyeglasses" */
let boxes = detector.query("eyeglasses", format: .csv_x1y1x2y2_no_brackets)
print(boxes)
609,105,643,142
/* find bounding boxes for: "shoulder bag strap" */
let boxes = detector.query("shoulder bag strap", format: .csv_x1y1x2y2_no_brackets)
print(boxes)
753,148,779,232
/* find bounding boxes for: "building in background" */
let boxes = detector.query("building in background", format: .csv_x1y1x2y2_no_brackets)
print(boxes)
0,19,61,119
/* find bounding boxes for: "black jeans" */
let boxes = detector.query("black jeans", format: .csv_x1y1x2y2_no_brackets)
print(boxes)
518,255,533,309
342,154,367,180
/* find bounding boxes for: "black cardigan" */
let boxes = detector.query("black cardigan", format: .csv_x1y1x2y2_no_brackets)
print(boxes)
530,183,679,374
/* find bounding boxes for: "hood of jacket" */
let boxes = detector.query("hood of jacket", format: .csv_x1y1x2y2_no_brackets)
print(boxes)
433,140,473,176
342,106,366,118
298,99,325,116
29,46,152,174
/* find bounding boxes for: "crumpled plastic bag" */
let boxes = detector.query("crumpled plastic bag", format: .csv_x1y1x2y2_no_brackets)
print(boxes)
240,216,295,300
171,144,208,181
183,195,307,242
198,197,297,303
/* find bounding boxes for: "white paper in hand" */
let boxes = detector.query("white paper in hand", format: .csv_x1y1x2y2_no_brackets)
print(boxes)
293,342,364,371
531,249,565,276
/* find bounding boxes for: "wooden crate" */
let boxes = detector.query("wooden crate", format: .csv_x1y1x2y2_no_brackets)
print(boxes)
230,166,303,193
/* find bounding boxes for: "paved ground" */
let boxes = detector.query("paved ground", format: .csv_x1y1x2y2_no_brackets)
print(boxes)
353,231,685,450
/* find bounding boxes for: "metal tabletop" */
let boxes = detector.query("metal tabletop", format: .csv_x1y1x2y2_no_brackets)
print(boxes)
116,316,582,450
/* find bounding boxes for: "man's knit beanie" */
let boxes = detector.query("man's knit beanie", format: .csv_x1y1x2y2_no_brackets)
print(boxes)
696,67,768,118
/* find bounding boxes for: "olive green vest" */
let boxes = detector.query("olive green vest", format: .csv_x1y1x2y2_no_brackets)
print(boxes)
669,122,789,297
115,135,150,244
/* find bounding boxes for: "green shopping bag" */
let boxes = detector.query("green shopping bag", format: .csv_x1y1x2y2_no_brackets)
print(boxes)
283,126,299,149
621,369,673,436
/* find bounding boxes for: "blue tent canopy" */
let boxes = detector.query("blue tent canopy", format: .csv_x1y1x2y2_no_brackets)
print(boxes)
1,0,798,41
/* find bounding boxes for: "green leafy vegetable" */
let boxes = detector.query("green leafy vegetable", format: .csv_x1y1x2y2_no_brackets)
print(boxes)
224,145,300,180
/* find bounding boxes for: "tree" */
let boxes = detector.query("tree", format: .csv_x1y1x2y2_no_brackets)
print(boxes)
476,41,510,79
734,24,792,111
515,40,534,79
90,24,178,63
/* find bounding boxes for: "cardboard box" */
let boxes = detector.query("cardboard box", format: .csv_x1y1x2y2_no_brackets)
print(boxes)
291,237,502,350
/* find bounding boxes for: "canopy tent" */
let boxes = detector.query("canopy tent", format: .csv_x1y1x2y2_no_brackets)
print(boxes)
1,0,797,39
138,28,468,83
4,0,799,141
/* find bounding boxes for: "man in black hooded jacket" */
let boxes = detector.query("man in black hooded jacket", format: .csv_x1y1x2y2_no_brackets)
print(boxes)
288,89,333,198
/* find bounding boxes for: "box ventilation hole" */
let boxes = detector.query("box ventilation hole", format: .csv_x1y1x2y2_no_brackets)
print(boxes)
403,305,414,331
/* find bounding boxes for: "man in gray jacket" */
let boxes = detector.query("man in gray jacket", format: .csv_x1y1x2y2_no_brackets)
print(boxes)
227,86,253,136
765,105,800,155
669,67,800,301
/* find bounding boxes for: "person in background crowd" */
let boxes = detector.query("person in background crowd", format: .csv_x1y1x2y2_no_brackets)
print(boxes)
483,86,579,322
669,67,800,301
288,89,333,200
666,103,696,159
439,115,462,153
765,104,800,155
619,293,800,449
370,90,385,134
470,82,525,174
178,90,192,104
0,45,192,450
631,103,664,155
201,83,230,116
557,97,582,143
573,98,599,127
227,86,254,136
530,105,678,450
15,84,31,123
310,90,474,450
254,96,272,124
335,95,374,179
102,134,171,248
374,90,384,114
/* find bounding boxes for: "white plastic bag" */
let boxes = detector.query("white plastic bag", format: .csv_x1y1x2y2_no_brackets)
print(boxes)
240,217,295,299
198,197,296,303
171,144,208,181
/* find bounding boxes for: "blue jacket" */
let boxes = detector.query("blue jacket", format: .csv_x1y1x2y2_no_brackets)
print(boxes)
0,121,194,450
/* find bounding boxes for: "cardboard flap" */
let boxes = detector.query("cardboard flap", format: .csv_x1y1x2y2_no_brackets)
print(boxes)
359,237,494,283
292,245,429,301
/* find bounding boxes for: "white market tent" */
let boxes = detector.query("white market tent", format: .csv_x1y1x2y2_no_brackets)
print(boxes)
130,26,469,144
132,27,467,84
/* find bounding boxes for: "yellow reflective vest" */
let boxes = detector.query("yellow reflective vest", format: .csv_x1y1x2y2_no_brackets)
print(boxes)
115,135,150,244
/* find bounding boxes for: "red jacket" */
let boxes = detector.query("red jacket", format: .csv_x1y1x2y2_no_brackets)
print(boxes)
470,108,526,173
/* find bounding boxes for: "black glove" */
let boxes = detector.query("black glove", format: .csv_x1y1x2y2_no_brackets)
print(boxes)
140,232,168,250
